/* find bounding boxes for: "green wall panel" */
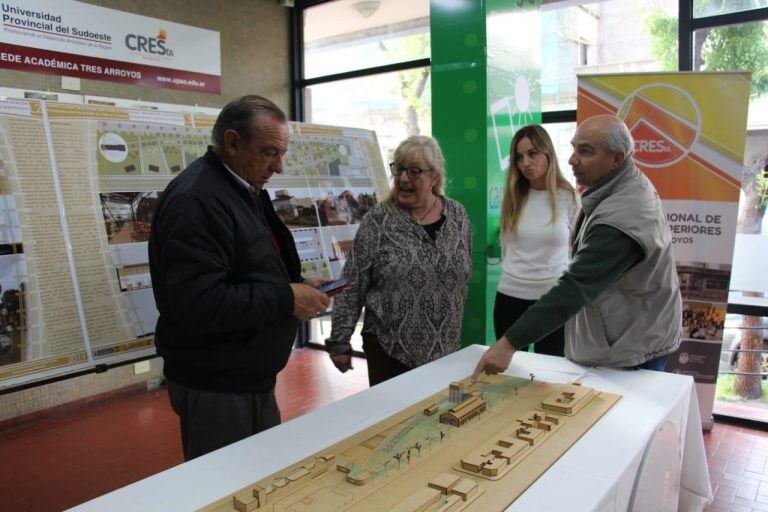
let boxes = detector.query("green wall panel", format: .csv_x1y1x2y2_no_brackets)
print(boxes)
431,0,541,346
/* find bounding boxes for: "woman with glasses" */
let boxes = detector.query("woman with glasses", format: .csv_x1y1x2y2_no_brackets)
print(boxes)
494,125,579,357
325,135,472,386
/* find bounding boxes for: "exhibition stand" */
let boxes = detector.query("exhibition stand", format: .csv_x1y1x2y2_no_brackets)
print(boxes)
70,345,712,511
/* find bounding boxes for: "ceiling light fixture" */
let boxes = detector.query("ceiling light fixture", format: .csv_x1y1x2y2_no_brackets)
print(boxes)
351,0,381,19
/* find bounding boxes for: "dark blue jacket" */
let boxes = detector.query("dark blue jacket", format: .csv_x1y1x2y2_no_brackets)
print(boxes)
149,149,301,392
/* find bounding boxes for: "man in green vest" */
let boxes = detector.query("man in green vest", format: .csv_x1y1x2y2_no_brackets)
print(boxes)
472,115,681,381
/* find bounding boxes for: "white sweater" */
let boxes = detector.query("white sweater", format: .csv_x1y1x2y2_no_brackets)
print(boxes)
497,188,579,300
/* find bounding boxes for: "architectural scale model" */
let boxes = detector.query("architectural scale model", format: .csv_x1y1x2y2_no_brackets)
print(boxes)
201,375,621,512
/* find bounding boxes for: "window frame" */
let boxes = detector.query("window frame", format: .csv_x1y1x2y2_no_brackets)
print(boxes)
290,0,430,121
290,0,768,318
292,2,768,122
541,3,768,316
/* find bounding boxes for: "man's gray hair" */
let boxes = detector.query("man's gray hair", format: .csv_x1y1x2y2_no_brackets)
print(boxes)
605,120,634,157
212,95,286,150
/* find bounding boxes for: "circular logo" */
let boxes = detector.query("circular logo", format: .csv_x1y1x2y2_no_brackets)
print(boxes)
618,84,701,169
98,132,129,163
514,75,531,113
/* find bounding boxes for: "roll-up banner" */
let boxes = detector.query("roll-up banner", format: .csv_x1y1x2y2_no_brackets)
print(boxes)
577,72,751,428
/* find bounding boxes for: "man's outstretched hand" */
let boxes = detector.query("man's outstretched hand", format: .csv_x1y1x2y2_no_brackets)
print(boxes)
471,336,517,383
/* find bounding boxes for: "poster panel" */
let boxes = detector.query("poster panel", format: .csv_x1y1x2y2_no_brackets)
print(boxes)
0,99,90,383
42,102,201,366
0,100,389,389
283,122,388,282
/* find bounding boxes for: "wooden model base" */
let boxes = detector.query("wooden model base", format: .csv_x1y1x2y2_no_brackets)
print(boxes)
201,375,621,512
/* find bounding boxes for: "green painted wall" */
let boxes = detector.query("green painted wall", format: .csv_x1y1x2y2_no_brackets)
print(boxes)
431,0,541,346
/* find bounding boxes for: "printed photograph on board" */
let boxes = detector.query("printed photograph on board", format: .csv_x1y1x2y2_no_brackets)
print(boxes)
0,244,27,367
268,187,321,228
0,192,27,366
320,224,358,278
314,185,377,226
677,262,731,302
682,300,726,341
100,192,162,245
291,227,325,263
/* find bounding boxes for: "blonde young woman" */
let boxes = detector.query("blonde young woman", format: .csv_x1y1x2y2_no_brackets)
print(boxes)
326,135,472,386
494,125,579,357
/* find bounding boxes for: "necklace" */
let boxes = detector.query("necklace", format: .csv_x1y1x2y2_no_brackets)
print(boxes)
412,196,439,224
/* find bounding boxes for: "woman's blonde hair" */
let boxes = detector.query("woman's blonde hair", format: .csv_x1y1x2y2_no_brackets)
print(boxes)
384,135,446,207
500,125,575,234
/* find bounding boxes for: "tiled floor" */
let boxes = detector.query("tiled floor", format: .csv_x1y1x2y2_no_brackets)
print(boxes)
0,348,369,512
704,422,768,511
1,347,767,511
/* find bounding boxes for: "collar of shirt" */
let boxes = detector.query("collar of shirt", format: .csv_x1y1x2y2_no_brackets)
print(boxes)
222,162,258,194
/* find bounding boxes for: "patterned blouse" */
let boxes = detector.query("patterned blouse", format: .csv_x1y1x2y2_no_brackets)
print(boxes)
327,197,473,368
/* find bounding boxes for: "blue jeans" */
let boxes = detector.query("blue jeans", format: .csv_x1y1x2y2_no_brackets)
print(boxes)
632,354,669,372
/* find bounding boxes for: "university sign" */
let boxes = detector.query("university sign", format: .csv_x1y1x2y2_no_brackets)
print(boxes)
0,0,221,93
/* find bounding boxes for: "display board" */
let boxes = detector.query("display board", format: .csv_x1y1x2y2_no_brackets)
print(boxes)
201,374,621,512
0,98,388,389
576,72,750,426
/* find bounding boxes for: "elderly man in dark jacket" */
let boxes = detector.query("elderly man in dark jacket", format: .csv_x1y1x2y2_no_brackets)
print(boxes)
149,95,330,460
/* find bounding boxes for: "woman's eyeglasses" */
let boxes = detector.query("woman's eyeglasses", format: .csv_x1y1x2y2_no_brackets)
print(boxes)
389,162,433,179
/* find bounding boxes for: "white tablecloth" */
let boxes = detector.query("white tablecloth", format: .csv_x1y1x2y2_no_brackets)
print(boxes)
69,345,712,511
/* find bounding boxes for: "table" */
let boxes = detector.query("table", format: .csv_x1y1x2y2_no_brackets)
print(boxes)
69,345,712,511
